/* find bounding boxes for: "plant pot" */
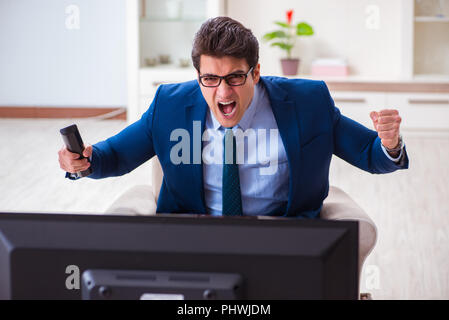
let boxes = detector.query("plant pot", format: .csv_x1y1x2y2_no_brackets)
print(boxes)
281,58,300,76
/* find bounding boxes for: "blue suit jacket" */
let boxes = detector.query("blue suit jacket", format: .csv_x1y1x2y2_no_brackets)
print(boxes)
90,76,409,218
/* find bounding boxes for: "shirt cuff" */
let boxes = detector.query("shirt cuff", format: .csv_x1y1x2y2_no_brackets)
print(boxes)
381,143,404,163
65,172,81,180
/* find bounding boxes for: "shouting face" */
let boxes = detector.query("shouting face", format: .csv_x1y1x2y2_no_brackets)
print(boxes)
198,55,260,128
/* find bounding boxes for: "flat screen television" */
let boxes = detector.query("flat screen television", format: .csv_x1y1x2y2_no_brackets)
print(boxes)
0,212,358,299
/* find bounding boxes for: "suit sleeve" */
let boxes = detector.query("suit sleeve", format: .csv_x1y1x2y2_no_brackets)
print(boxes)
321,81,409,174
88,86,162,179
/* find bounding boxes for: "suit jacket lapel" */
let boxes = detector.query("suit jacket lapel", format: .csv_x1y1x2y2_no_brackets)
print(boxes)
184,86,208,213
261,77,302,215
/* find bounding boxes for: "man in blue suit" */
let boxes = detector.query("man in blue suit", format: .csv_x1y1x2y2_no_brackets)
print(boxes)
58,17,408,218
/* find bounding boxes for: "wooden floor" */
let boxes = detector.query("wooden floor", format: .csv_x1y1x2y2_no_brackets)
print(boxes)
0,118,448,299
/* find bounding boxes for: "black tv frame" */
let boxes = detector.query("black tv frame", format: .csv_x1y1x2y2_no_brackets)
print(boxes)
0,212,358,300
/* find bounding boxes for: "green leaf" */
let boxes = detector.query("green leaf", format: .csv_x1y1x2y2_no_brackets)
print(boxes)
270,42,294,51
262,30,288,42
274,21,290,28
296,22,314,36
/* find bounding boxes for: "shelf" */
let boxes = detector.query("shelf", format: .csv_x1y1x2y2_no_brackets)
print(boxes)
140,17,205,23
284,74,449,84
414,16,449,22
412,74,449,82
140,64,196,72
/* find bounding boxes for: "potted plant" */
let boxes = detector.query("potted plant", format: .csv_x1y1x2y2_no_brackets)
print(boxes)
263,9,314,76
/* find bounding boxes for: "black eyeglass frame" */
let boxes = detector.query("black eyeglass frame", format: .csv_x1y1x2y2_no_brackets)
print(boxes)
198,67,254,88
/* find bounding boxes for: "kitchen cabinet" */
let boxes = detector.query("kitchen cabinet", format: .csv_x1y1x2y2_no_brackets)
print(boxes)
328,81,449,132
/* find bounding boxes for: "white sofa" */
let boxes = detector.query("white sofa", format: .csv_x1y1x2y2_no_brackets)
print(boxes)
106,156,377,297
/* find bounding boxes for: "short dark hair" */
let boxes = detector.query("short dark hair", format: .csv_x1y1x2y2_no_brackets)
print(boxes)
191,16,259,73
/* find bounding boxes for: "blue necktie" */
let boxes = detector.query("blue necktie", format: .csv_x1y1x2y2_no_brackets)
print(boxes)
222,129,243,216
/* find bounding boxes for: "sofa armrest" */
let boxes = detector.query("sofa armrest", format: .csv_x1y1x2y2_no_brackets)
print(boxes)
105,185,157,216
321,186,378,275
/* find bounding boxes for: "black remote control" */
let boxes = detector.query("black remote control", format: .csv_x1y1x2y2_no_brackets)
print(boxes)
60,124,92,179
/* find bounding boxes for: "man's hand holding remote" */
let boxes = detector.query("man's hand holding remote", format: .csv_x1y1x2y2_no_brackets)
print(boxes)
58,144,92,174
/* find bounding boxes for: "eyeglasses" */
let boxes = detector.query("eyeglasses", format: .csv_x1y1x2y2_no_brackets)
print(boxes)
199,67,254,88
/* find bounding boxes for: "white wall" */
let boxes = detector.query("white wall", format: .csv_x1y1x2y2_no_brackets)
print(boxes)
0,0,126,107
227,0,406,78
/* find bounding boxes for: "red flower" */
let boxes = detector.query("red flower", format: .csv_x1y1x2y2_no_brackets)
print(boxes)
286,9,293,25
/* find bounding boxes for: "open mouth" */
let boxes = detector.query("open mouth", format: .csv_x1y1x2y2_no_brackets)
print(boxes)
218,100,237,118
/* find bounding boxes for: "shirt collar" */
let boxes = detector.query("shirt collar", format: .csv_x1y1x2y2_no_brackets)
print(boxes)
209,83,261,132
